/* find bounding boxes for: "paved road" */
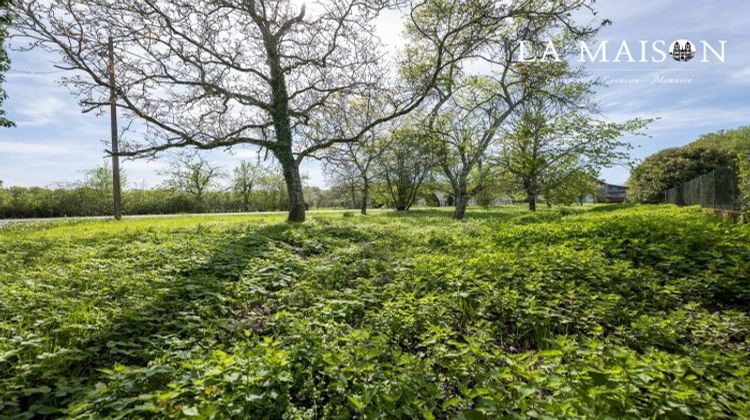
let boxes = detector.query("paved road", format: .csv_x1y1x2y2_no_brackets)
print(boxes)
0,209,366,226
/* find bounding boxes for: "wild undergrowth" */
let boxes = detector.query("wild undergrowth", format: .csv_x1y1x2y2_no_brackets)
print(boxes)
0,206,748,418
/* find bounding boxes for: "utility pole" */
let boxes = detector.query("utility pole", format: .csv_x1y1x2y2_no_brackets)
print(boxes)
108,36,122,220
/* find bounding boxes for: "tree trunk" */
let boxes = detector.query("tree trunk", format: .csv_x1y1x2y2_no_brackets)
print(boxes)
524,177,538,212
528,192,537,211
350,184,357,209
265,34,305,222
361,180,369,215
452,177,469,220
242,191,250,212
453,194,468,220
277,151,306,222
395,179,408,211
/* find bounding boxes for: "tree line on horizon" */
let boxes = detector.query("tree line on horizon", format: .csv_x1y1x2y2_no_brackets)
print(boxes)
0,147,608,219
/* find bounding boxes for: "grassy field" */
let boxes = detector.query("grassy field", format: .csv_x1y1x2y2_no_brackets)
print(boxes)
1,205,749,418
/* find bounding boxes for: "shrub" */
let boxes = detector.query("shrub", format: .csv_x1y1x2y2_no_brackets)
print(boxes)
628,126,750,203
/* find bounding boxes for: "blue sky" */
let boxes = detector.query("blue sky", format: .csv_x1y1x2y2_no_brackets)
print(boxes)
0,0,748,189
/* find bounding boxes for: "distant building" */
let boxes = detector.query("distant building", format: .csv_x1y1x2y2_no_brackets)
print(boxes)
595,180,628,203
581,180,628,203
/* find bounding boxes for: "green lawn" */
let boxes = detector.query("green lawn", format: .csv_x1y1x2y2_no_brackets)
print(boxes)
1,205,748,418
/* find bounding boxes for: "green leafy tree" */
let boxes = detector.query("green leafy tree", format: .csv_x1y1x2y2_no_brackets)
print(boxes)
737,154,750,212
628,146,734,203
500,102,649,211
406,0,601,220
255,173,288,211
541,167,599,206
376,124,437,211
84,162,127,195
232,160,265,212
162,155,223,208
303,186,324,210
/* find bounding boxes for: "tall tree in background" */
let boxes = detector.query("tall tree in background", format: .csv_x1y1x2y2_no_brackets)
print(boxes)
84,161,127,195
499,99,649,211
0,0,13,127
408,0,601,220
232,160,265,212
324,160,361,209
12,0,489,222
162,154,223,207
376,124,436,211
323,129,390,215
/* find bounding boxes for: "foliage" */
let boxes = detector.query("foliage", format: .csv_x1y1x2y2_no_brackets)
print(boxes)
541,168,599,206
231,160,265,212
376,124,437,211
738,154,750,212
0,0,12,128
0,186,293,219
161,155,223,203
83,161,127,194
1,205,749,417
690,126,750,155
499,100,650,211
411,1,602,220
628,126,750,203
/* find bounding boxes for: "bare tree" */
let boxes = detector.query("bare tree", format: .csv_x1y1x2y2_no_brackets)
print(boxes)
12,0,491,221
323,127,390,215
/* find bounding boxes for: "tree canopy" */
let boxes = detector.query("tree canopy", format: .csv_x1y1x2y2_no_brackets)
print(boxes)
0,0,13,127
628,126,750,203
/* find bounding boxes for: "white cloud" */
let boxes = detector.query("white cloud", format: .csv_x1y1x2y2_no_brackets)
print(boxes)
0,140,75,155
730,67,750,82
14,96,71,127
602,105,750,133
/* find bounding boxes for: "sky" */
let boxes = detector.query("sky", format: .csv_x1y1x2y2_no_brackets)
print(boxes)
0,0,748,189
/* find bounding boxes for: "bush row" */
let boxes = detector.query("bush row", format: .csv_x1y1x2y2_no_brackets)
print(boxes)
0,187,289,218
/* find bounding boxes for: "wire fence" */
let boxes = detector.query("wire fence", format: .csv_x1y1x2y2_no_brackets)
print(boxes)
664,164,740,210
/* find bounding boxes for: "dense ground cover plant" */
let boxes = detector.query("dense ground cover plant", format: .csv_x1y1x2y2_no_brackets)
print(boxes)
1,205,748,418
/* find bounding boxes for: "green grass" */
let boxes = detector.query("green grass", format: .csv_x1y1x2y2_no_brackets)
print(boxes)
1,205,749,418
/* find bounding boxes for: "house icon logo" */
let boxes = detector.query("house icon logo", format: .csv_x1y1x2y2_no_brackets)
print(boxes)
670,40,695,62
